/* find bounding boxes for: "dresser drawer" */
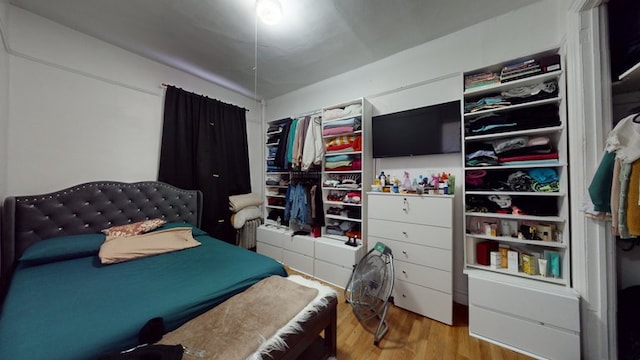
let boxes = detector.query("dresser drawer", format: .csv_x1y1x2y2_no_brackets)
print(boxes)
256,241,283,262
469,305,580,360
395,260,451,293
283,249,314,276
393,279,452,325
468,274,580,332
369,236,451,271
368,219,451,249
314,259,353,288
283,234,315,257
315,237,363,266
368,194,452,227
257,225,290,248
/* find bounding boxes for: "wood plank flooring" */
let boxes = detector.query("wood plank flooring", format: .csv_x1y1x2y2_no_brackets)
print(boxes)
287,268,533,360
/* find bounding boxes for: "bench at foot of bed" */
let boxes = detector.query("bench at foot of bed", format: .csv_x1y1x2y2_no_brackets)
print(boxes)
158,275,338,360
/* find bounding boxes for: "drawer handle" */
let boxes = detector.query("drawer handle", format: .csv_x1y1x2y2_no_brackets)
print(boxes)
402,294,407,298
402,231,408,237
402,198,409,213
402,250,407,255
402,270,407,275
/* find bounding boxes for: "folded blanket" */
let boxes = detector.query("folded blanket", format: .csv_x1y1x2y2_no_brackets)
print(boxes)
229,193,263,212
322,126,354,136
323,104,362,121
231,206,263,229
323,117,359,129
325,154,351,162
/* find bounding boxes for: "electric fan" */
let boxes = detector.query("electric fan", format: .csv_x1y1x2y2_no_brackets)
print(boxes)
344,242,395,345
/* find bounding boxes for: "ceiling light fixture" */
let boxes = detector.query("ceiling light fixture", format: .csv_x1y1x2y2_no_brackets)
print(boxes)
256,0,282,25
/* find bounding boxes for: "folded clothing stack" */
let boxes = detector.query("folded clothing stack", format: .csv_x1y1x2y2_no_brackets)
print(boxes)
229,193,263,229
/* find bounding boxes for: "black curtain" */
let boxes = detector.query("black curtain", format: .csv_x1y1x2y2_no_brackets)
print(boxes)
158,86,251,243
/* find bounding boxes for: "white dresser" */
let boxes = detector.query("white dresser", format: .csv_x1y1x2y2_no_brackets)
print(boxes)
257,225,364,288
367,193,454,325
256,225,289,262
468,272,580,359
314,237,364,288
282,233,315,276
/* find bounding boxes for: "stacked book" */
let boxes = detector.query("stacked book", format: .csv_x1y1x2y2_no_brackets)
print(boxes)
464,72,499,90
500,59,541,82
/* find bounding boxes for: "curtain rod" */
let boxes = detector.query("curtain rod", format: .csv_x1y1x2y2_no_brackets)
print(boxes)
161,83,250,112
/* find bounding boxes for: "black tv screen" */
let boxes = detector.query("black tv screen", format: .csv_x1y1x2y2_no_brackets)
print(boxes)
372,100,461,158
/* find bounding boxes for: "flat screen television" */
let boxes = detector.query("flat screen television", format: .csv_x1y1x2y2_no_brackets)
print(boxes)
372,100,461,158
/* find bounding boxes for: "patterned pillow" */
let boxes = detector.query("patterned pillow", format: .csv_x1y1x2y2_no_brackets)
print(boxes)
102,218,167,238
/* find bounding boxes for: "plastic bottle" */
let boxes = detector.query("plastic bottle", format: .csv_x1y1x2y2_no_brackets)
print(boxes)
379,171,386,186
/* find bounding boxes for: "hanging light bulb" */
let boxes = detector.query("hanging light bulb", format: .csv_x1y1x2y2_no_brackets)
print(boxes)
256,0,282,25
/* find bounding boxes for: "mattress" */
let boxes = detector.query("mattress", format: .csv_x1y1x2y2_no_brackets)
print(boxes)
0,225,287,360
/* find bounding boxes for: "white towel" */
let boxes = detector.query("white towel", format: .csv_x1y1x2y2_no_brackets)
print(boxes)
229,193,262,212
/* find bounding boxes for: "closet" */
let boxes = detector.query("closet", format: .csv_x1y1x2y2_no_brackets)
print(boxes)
606,1,640,358
258,100,372,288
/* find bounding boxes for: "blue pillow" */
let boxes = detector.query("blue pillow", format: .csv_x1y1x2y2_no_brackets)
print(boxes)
19,233,106,266
155,222,208,237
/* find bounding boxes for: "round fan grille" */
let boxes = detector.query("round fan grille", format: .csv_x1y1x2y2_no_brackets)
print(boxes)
347,251,391,320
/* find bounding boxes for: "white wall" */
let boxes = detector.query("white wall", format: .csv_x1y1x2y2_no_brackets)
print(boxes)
0,0,9,199
5,6,261,196
265,0,564,304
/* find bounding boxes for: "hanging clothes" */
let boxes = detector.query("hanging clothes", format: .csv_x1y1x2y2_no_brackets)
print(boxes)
586,113,640,239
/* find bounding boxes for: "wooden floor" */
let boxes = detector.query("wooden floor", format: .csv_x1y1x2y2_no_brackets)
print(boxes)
287,268,533,360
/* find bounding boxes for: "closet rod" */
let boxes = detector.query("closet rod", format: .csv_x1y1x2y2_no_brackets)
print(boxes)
161,83,250,112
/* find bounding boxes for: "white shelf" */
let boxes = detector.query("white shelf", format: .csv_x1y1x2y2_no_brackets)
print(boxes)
266,194,286,198
466,234,567,248
322,186,362,191
465,264,567,285
464,162,567,170
465,125,564,141
323,201,362,207
325,214,362,222
324,169,362,174
463,70,563,97
465,211,565,223
466,190,564,197
266,205,285,210
464,97,561,118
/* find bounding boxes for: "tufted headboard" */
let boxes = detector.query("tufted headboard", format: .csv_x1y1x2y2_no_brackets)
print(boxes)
0,181,202,287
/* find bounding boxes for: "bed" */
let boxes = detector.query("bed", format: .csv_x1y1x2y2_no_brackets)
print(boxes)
0,181,337,360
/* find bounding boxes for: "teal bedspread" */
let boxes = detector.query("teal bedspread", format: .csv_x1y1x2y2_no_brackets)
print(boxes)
0,228,286,360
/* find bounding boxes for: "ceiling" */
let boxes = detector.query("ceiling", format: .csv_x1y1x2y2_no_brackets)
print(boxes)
10,0,541,100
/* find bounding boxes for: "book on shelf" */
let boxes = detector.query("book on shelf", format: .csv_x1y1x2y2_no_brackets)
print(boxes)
465,72,500,90
500,68,543,82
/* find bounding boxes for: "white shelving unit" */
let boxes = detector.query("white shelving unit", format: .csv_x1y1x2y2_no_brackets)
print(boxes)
258,99,371,289
320,98,372,247
462,49,571,287
462,49,581,359
264,118,291,226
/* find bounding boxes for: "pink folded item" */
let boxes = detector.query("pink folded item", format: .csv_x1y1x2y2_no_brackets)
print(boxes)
322,126,354,136
498,152,558,163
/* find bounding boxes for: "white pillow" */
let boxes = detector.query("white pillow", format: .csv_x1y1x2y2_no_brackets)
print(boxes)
99,227,200,264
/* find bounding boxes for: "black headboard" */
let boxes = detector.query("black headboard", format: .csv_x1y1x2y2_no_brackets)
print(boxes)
1,181,202,287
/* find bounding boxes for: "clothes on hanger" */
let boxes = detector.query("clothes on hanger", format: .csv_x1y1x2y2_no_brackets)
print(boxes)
586,112,640,239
